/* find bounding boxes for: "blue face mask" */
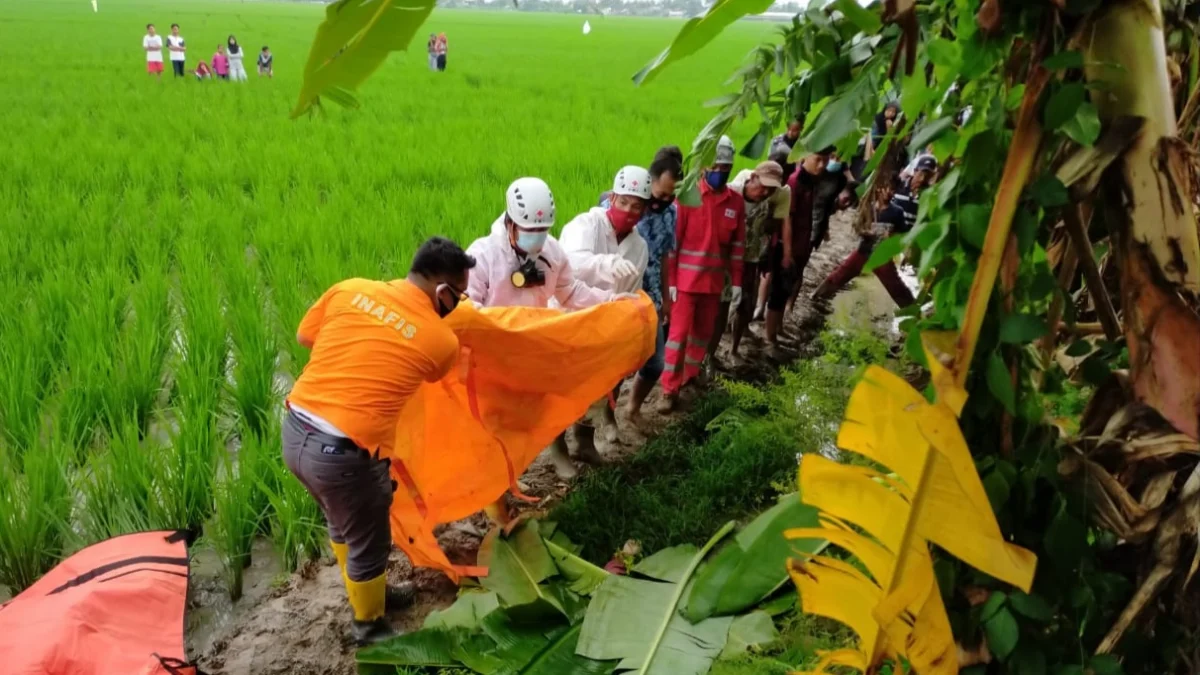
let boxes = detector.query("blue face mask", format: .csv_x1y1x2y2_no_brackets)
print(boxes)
516,230,548,257
827,161,844,173
705,169,730,190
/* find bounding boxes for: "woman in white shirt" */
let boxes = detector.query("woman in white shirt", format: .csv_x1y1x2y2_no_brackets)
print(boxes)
226,35,248,82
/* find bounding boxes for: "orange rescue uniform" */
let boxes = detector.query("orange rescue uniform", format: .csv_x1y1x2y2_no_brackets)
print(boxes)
288,278,460,454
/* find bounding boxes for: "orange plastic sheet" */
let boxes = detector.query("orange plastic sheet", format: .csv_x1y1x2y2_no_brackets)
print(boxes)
0,530,197,675
385,294,657,582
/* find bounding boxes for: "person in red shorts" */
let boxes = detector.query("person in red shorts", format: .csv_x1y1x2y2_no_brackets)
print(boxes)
143,24,164,77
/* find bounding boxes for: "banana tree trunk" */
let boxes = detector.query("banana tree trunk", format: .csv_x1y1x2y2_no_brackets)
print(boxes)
1082,0,1200,440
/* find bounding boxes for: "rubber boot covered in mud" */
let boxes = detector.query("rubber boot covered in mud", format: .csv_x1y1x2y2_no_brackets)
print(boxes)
332,541,415,612
346,574,397,646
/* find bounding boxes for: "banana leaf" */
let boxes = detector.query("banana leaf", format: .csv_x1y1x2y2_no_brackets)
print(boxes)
632,544,699,582
356,627,464,667
577,523,737,675
480,520,569,618
425,590,502,630
684,493,827,623
717,611,779,660
292,0,438,117
545,538,608,596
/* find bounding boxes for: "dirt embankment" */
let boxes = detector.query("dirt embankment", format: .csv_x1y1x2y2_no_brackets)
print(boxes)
197,217,863,675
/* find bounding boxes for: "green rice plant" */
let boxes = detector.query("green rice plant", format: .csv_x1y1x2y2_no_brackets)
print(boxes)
77,415,166,545
174,235,228,412
161,394,223,531
224,263,281,439
209,446,265,601
106,259,172,439
255,423,325,573
57,267,125,456
0,310,52,462
0,432,74,593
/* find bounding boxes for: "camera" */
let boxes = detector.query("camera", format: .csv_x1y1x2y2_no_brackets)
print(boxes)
510,256,546,289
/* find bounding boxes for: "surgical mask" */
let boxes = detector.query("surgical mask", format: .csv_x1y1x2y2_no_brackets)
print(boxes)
704,169,730,190
607,206,641,236
827,161,844,173
516,230,548,258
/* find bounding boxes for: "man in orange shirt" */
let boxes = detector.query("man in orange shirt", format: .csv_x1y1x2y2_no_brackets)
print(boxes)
283,236,474,645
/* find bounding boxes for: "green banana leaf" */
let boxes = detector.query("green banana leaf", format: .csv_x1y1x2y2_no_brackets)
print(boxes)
293,0,437,118
425,590,502,630
480,521,569,618
632,544,699,583
717,611,779,660
633,0,777,86
545,537,608,596
577,523,737,675
356,627,464,667
684,493,827,623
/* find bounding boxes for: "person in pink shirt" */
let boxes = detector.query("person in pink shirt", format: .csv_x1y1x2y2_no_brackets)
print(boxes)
212,44,230,80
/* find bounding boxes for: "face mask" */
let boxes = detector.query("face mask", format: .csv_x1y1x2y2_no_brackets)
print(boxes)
827,161,844,173
607,206,641,236
434,283,461,318
647,196,673,213
705,170,730,190
516,230,548,258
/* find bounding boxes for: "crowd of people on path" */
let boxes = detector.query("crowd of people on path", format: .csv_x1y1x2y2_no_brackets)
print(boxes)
142,23,273,81
275,107,939,645
427,32,448,71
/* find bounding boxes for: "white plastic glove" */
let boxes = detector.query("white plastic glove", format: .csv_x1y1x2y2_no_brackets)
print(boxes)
669,287,678,303
730,286,743,309
612,259,639,281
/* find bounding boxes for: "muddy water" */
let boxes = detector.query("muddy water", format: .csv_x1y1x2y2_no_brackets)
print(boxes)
827,263,918,336
186,537,286,658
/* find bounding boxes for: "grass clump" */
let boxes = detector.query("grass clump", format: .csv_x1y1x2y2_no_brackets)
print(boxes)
552,358,851,562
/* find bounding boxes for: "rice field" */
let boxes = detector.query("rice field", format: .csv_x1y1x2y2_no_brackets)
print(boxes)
0,0,772,598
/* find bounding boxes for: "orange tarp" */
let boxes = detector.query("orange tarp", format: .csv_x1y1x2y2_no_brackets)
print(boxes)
384,294,657,581
0,530,196,675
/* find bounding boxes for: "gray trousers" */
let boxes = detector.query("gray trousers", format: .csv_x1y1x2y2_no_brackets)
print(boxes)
282,410,394,581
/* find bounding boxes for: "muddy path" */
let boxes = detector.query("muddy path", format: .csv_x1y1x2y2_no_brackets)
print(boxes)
196,215,878,675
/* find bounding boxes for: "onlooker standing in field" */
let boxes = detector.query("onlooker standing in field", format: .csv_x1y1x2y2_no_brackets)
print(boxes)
166,23,186,78
435,32,447,72
212,44,229,80
426,33,437,71
284,237,474,645
726,160,789,366
227,35,248,82
143,24,164,78
257,46,273,77
598,146,683,425
659,136,746,412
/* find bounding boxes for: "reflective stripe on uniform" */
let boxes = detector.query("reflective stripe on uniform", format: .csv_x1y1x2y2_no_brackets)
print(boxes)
679,262,724,272
679,248,724,259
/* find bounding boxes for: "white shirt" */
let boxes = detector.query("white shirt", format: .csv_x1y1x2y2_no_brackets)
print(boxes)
558,207,650,295
143,34,163,62
167,34,186,61
465,216,614,310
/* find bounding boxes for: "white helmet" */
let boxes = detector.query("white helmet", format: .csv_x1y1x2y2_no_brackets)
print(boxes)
612,165,652,200
505,177,555,229
715,135,736,165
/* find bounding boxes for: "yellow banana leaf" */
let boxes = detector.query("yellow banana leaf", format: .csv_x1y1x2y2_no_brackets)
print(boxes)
788,365,1039,673
787,556,887,660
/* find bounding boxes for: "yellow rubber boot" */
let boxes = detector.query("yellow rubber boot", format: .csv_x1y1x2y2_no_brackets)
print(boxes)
331,540,349,583
345,573,395,645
